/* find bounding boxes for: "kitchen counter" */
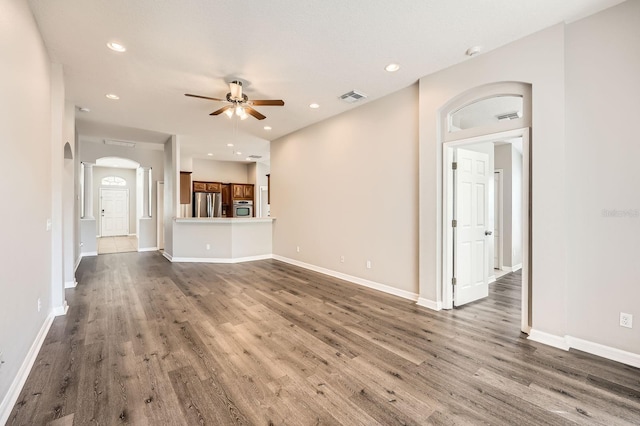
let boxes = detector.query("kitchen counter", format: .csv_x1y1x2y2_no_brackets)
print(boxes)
167,217,274,263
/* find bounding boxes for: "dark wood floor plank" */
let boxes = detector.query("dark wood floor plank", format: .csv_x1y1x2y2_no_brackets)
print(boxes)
8,253,640,425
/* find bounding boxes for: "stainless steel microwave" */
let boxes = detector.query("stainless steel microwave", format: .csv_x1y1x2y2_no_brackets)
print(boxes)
232,200,253,217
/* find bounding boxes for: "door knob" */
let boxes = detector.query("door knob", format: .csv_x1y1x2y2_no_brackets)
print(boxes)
485,230,493,236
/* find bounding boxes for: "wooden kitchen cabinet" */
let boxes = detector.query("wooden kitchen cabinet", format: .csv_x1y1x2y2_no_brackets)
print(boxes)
232,184,244,198
193,182,206,192
206,182,221,192
180,172,192,204
243,185,254,199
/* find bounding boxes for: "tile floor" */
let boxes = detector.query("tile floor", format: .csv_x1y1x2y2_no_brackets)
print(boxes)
97,235,138,254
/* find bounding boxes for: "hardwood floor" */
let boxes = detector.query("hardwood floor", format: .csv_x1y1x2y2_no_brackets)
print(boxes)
8,253,640,425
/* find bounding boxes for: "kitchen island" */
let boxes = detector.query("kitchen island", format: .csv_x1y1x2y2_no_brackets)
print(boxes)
166,217,274,263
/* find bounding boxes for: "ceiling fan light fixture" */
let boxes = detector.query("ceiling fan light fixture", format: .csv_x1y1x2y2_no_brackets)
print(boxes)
224,108,234,118
235,105,245,116
240,112,248,120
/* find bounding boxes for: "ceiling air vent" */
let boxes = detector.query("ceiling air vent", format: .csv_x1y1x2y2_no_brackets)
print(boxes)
340,90,367,103
104,139,136,148
247,155,262,160
496,111,522,121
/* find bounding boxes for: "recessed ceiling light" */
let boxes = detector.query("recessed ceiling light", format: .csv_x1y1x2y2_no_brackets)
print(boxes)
105,93,119,100
227,143,234,147
245,157,252,161
465,46,482,57
236,152,242,155
107,42,126,52
207,153,213,156
309,103,320,109
385,63,400,72
263,126,272,130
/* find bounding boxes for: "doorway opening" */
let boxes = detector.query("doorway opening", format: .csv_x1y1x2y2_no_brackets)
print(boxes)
443,128,531,333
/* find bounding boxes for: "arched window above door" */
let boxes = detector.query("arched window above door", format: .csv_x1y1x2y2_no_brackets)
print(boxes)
441,82,531,142
101,176,126,186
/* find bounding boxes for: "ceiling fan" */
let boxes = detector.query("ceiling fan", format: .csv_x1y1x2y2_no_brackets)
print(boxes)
185,80,284,120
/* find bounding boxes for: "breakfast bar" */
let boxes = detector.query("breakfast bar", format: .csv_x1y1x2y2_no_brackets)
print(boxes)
169,217,274,263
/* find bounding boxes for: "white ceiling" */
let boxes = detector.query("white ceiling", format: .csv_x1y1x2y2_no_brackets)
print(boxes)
28,0,624,163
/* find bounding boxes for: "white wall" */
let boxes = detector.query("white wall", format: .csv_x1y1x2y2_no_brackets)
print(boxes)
191,158,249,183
271,85,419,295
0,0,54,414
163,136,180,258
565,0,640,354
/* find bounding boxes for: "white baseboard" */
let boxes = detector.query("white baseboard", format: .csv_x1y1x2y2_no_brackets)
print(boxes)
64,280,77,289
528,329,640,368
137,247,158,252
489,275,496,284
81,251,97,257
503,263,522,273
53,301,69,317
416,297,442,311
74,256,81,272
170,254,273,264
0,313,54,425
528,329,570,350
162,252,173,262
272,255,419,302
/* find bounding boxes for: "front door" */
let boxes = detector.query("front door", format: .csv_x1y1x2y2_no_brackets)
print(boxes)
101,188,129,237
454,148,490,306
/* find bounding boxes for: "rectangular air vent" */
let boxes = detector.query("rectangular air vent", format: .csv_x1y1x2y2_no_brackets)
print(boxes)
340,90,367,103
104,139,136,148
496,111,522,121
247,155,262,159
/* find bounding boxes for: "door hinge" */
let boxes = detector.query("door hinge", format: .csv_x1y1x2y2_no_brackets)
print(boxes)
452,162,457,170
452,277,457,286
452,219,457,227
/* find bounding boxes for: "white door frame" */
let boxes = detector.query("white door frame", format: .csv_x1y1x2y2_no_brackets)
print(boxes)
443,127,531,334
494,169,504,271
99,187,130,237
157,181,164,250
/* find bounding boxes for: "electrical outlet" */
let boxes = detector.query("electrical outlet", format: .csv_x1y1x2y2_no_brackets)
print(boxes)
620,312,633,328
366,260,372,269
0,352,4,370
37,298,41,313
46,219,52,231
296,246,300,253
206,244,210,250
340,256,345,263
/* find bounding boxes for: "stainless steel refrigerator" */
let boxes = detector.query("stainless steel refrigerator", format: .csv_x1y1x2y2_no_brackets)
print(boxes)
193,192,222,218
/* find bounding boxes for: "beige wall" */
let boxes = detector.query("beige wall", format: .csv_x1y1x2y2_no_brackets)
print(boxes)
565,0,640,353
191,158,249,183
271,85,419,295
0,0,54,411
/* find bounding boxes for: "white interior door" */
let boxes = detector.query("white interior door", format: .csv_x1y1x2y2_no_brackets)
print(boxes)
101,188,129,237
157,181,164,250
454,148,490,306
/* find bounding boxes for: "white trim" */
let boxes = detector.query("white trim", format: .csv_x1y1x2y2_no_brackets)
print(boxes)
488,275,496,284
53,301,69,316
416,297,443,311
170,254,273,264
528,330,640,368
162,251,173,262
81,251,98,257
74,256,81,272
0,313,54,425
566,336,640,369
494,169,504,271
137,247,159,252
502,263,522,272
273,255,419,302
528,329,571,350
64,280,77,289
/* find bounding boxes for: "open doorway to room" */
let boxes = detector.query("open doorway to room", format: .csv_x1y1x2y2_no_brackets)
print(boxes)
440,82,532,334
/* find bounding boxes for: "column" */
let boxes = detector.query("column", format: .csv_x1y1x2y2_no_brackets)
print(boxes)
83,162,94,219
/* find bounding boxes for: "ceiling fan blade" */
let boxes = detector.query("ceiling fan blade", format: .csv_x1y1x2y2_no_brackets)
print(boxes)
245,106,266,120
185,93,225,102
250,100,285,106
210,105,233,116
